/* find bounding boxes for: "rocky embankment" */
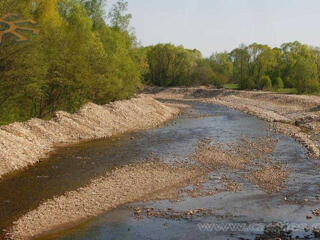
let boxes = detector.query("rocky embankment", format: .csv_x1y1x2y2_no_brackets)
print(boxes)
0,95,179,178
152,87,320,158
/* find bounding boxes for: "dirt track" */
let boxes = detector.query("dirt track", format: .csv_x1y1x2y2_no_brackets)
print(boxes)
152,87,320,158
0,95,179,178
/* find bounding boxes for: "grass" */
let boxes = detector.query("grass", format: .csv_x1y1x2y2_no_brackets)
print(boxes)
275,88,320,96
274,88,298,94
223,83,239,90
222,84,320,96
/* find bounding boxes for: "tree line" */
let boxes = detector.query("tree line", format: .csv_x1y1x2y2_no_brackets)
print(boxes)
144,42,320,94
1,1,320,125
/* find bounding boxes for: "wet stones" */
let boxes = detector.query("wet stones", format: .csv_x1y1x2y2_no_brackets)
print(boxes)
256,222,293,240
313,228,320,238
244,165,288,193
131,207,214,221
312,208,320,217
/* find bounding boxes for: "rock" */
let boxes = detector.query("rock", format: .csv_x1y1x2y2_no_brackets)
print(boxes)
312,208,320,216
313,228,320,238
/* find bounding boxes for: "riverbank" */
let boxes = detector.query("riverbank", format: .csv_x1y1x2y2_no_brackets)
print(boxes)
0,95,180,178
151,87,320,158
6,134,286,239
6,161,207,240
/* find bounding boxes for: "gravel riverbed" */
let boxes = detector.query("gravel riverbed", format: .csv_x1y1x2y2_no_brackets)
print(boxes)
152,87,320,158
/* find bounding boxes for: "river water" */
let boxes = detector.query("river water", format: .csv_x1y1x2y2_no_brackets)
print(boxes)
1,101,320,239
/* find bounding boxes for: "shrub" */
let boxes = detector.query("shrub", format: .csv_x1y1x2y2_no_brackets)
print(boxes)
273,77,284,90
214,73,228,89
259,75,272,90
191,66,216,86
299,79,319,93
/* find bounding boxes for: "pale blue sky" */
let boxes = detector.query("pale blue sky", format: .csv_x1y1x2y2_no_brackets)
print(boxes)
107,0,320,57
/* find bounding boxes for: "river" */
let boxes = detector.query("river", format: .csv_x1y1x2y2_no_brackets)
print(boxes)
1,100,320,239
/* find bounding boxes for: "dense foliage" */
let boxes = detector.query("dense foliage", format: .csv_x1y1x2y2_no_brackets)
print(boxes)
145,41,320,95
0,0,146,125
230,42,320,93
143,44,200,86
1,1,320,125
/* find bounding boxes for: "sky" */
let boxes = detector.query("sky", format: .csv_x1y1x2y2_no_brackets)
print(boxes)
107,0,320,57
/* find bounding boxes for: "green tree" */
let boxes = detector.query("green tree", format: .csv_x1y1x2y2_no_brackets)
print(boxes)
230,46,251,89
209,52,233,82
259,75,272,90
293,57,319,93
246,43,277,89
191,66,215,86
281,41,315,88
273,77,284,90
79,0,106,30
145,44,196,86
0,0,146,125
107,0,132,31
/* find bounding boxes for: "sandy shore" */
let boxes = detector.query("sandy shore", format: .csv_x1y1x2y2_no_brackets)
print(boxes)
152,88,320,158
0,95,180,178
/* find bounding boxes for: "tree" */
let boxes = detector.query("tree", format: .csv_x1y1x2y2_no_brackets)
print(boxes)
214,73,228,89
281,41,315,88
230,46,251,89
245,43,277,89
79,0,106,30
293,57,319,93
273,77,284,90
144,44,196,86
259,75,272,90
209,52,233,82
191,66,215,86
108,0,132,31
0,0,146,125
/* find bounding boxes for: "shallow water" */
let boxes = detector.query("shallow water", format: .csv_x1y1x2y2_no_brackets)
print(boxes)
2,101,320,239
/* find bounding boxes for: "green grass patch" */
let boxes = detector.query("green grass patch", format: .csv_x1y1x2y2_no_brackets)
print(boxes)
274,88,298,94
224,83,239,90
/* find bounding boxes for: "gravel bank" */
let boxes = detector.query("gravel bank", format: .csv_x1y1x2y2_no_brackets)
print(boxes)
152,88,320,158
6,161,206,240
0,95,179,178
5,126,285,239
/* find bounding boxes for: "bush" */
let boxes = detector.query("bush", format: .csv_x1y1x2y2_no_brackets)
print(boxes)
191,66,216,86
259,75,272,90
298,79,319,94
273,77,284,90
239,77,255,90
214,73,228,89
294,57,319,94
